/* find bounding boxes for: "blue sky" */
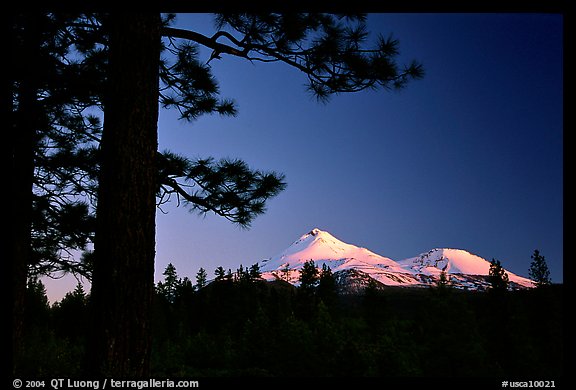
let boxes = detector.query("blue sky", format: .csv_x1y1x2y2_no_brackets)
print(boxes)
44,13,563,301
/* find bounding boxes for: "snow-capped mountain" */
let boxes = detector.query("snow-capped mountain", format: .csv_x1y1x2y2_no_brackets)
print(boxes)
399,247,534,290
260,228,421,287
260,228,534,291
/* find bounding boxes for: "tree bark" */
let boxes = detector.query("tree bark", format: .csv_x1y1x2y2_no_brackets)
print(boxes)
91,13,160,377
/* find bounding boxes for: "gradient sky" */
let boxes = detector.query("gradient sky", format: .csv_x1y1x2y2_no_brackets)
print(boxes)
44,13,563,302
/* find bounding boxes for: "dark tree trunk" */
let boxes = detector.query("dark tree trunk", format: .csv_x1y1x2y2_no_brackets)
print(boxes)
10,13,42,374
91,13,161,377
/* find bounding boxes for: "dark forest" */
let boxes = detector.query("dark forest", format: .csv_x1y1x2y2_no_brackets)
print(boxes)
17,266,563,378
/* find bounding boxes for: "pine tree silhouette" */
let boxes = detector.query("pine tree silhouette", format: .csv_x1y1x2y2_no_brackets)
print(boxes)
488,259,509,293
528,249,551,287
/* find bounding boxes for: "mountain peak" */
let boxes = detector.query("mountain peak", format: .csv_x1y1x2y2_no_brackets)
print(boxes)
309,228,321,236
304,227,332,239
260,228,405,276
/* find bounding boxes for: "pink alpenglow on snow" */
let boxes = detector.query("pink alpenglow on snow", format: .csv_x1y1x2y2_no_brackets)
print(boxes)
399,248,534,287
260,228,535,290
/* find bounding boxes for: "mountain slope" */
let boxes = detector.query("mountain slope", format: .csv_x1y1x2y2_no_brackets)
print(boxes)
399,248,534,289
260,228,534,290
260,228,421,286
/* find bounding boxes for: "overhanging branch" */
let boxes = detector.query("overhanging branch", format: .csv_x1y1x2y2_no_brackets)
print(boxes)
162,27,247,58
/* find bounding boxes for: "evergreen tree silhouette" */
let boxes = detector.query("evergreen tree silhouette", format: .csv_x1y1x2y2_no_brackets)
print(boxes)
52,282,89,342
156,263,182,304
299,260,320,294
248,262,262,282
297,260,319,320
214,266,226,282
10,14,103,373
317,263,337,306
281,263,291,282
528,249,551,287
195,267,208,290
24,277,50,332
488,258,509,293
434,270,453,294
